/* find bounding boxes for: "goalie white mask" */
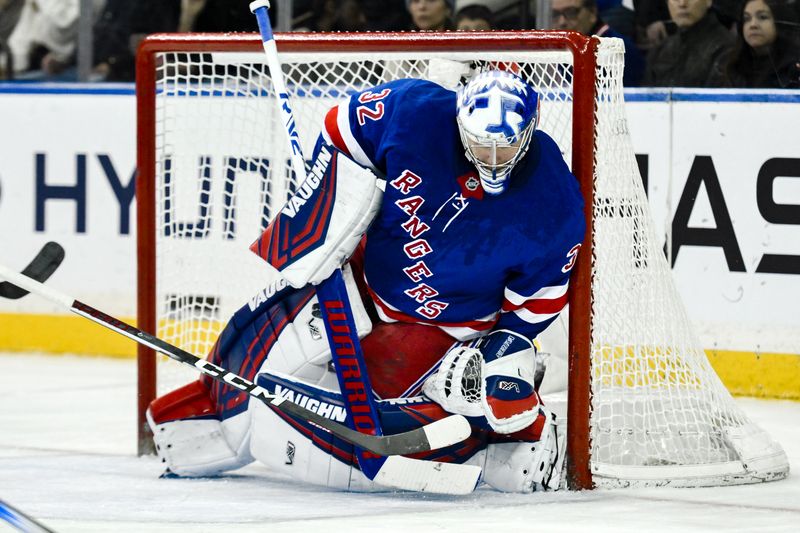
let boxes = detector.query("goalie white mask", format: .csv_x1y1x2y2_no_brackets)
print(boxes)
456,70,540,195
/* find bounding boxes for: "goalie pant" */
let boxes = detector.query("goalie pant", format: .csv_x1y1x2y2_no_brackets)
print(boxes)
147,264,557,492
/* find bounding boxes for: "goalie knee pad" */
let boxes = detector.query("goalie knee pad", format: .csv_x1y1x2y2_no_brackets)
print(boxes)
258,263,372,384
147,380,254,477
146,265,371,479
206,264,372,396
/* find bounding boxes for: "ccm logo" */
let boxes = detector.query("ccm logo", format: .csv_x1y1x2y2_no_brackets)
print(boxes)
498,381,520,393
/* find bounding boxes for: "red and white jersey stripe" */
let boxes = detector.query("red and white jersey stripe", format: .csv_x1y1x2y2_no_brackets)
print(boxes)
501,282,570,325
322,102,376,170
364,276,497,341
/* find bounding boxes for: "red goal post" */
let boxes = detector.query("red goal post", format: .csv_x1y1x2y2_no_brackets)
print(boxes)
135,31,788,490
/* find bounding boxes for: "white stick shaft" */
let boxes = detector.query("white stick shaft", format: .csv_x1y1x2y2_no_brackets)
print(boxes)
0,499,55,533
0,263,72,308
251,2,307,182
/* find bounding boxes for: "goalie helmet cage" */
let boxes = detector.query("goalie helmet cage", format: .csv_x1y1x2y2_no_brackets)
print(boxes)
135,31,789,490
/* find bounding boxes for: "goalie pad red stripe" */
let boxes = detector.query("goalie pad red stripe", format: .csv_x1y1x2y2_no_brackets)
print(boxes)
241,289,316,383
149,380,215,424
290,156,338,254
249,147,339,272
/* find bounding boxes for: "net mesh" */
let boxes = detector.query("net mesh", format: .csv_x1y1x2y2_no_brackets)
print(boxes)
146,36,788,487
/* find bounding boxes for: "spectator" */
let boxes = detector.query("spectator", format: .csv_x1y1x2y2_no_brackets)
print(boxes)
91,0,261,82
302,0,410,32
634,0,674,50
713,0,740,28
709,0,800,87
362,0,411,31
636,0,740,51
456,4,495,30
6,0,104,80
597,0,636,39
642,0,735,86
298,0,337,31
130,0,260,44
0,0,23,79
92,0,135,81
328,0,369,31
0,38,9,79
128,0,262,70
550,0,646,86
406,0,454,30
0,41,7,79
0,0,23,44
0,44,7,79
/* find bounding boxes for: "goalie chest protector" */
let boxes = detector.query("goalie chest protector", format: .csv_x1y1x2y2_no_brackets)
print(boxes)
323,78,586,340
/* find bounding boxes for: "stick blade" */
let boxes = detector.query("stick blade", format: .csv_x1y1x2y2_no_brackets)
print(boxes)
362,414,471,456
374,456,481,495
422,414,472,451
0,242,65,299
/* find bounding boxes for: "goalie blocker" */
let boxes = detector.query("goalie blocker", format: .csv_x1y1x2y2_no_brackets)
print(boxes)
148,144,564,492
250,143,383,288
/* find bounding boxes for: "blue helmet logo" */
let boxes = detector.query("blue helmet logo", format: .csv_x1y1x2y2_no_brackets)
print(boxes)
465,89,535,139
457,70,540,195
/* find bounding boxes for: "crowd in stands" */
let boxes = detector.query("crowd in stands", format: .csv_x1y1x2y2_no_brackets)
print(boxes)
0,0,798,87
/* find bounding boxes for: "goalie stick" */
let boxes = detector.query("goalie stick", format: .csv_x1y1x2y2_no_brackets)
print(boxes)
0,242,64,299
0,263,480,494
249,1,482,493
0,262,471,458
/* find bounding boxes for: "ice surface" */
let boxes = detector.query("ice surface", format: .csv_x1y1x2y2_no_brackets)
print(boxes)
1,353,798,532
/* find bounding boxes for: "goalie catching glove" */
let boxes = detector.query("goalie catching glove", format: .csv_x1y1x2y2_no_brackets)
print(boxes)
423,329,543,434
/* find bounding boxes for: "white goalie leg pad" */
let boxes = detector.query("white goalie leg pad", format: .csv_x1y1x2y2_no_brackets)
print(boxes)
249,399,380,491
262,264,372,388
147,410,254,478
255,146,383,288
481,410,566,492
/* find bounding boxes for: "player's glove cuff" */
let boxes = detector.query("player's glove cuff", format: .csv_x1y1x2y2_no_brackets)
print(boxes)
422,330,541,433
479,330,540,433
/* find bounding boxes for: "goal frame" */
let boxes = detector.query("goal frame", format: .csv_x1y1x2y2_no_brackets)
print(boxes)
135,30,599,489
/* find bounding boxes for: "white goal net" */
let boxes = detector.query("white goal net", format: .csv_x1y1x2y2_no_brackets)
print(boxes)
137,32,789,488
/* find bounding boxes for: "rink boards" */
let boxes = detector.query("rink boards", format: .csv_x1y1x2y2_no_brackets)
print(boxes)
0,84,798,399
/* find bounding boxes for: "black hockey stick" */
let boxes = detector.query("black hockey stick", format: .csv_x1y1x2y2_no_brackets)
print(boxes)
0,499,55,533
0,242,64,299
0,263,470,458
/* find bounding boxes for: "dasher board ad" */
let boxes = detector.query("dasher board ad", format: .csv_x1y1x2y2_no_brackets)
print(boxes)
0,85,798,357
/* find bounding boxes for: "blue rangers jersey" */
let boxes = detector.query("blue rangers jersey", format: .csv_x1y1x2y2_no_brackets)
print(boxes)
322,78,585,341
